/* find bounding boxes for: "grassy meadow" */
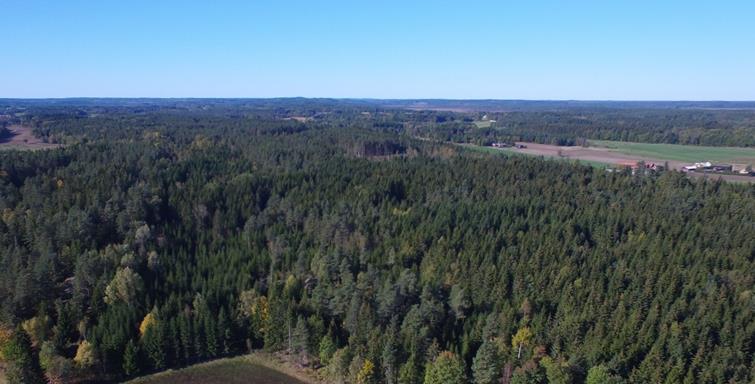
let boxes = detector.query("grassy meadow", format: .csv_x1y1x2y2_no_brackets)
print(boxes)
589,140,755,164
472,120,493,128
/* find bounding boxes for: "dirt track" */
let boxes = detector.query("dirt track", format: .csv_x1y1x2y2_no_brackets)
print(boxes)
0,125,60,150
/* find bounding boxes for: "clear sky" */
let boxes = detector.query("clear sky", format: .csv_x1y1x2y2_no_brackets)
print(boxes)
2,0,754,100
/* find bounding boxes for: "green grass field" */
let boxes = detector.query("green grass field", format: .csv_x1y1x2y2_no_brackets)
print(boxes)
126,355,316,384
589,140,755,163
472,120,492,128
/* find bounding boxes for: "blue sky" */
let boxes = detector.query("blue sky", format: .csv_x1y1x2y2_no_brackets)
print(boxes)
1,0,754,99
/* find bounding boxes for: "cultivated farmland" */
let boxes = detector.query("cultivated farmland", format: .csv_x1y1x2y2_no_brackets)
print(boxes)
588,140,755,163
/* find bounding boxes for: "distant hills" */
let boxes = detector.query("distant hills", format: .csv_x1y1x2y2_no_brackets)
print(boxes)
2,97,755,111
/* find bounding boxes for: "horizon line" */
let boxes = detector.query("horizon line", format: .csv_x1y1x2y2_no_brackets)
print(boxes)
1,97,755,103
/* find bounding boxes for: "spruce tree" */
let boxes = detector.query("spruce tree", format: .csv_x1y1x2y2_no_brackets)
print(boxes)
472,340,500,384
122,340,139,377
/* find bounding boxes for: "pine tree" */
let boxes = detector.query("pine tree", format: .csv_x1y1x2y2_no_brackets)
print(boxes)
472,340,500,384
398,355,422,384
381,321,400,384
217,308,233,355
123,340,139,377
204,315,218,358
178,314,192,364
142,323,165,370
52,300,75,350
292,316,310,363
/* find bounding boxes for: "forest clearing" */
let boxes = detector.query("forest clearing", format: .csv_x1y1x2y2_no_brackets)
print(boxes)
125,354,320,384
0,125,60,151
480,140,755,182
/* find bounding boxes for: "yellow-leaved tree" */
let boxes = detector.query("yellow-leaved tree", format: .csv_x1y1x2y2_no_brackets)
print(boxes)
139,312,157,337
74,340,96,368
511,327,533,359
357,359,377,384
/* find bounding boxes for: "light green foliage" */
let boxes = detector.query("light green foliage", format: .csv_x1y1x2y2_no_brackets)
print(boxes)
586,365,624,384
589,140,755,163
424,351,466,384
398,357,422,384
2,329,43,383
539,356,572,384
292,316,310,359
327,347,352,383
104,267,144,305
318,334,337,366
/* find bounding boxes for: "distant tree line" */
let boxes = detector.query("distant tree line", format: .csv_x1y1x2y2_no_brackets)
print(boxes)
398,109,755,146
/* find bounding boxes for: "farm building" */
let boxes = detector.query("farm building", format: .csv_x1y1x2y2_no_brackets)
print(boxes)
683,161,712,172
732,164,753,174
619,161,661,171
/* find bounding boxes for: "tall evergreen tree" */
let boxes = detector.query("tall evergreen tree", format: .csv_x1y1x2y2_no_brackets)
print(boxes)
424,351,466,384
472,340,500,384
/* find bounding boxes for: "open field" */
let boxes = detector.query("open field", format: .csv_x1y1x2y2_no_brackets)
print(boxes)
0,125,60,150
588,140,755,163
472,120,492,128
466,140,755,182
282,116,312,123
126,354,320,384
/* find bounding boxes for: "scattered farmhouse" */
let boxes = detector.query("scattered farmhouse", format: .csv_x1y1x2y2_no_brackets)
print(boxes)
617,161,663,174
682,161,753,176
682,161,712,172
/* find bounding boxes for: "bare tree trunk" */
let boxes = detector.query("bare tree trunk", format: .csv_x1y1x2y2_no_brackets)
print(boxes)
517,343,522,359
500,363,513,384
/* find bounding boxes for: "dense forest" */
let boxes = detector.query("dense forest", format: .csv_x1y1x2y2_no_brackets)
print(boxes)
402,109,755,147
0,121,10,141
4,99,755,147
0,100,753,383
